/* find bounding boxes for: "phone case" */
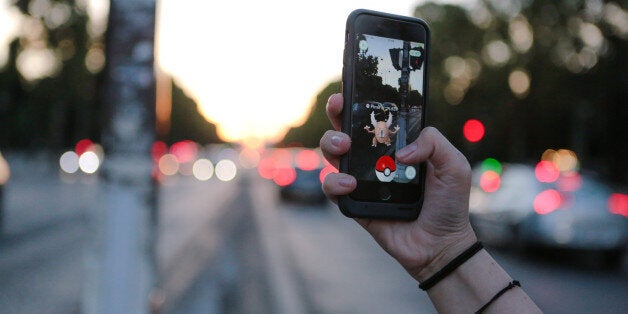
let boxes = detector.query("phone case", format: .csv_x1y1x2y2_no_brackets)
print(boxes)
339,9,429,220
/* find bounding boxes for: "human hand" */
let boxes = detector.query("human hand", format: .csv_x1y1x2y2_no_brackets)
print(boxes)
320,93,477,282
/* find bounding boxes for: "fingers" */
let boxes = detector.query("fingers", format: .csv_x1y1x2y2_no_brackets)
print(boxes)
326,93,343,131
320,130,350,169
395,127,470,176
322,172,356,202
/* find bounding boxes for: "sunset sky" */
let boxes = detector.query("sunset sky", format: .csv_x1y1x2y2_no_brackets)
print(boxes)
0,0,469,145
156,0,468,144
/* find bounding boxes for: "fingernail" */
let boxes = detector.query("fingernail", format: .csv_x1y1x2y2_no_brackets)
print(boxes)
396,143,417,159
338,177,354,187
331,135,343,147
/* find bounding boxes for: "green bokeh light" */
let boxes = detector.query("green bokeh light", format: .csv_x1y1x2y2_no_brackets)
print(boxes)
481,158,502,175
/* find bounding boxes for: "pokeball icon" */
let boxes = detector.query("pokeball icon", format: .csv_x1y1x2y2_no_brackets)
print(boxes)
375,155,396,182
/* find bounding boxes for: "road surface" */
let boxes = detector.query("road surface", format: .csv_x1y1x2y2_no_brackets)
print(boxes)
1,162,626,313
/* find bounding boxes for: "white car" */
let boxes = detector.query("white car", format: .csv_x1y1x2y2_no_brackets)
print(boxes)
469,163,628,266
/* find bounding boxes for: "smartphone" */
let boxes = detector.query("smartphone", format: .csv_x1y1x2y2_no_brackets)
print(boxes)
339,9,429,220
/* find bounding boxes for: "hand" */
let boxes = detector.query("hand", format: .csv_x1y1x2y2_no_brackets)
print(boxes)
320,93,477,282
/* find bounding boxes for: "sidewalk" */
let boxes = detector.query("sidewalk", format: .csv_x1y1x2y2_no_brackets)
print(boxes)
1,152,98,239
0,152,250,313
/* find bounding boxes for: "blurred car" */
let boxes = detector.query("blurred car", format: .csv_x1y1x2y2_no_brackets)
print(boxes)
279,168,327,204
469,163,628,264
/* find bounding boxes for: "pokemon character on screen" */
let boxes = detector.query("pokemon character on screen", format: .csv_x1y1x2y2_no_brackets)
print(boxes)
364,110,400,147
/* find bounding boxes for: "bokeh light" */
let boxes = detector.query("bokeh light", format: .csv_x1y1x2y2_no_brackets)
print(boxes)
257,156,277,180
192,158,214,181
557,171,582,192
508,69,530,98
481,158,502,175
170,140,197,164
239,147,261,169
273,166,297,187
0,152,11,185
152,141,168,161
463,119,485,143
295,149,320,171
158,154,179,176
554,149,579,172
319,164,338,184
479,170,501,193
215,159,237,182
482,40,511,67
78,151,100,174
535,160,560,183
59,151,80,174
534,189,562,215
608,193,628,218
75,138,95,156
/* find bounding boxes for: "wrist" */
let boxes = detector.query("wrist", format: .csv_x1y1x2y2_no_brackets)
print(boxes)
415,227,478,283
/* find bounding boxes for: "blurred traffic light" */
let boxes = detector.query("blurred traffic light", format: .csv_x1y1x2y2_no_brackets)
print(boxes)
463,119,485,143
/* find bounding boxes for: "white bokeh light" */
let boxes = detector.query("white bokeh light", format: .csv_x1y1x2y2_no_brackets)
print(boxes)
78,151,100,174
192,158,214,181
215,159,237,182
60,151,80,174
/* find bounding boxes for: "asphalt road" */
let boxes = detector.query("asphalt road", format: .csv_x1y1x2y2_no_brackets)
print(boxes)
266,182,628,314
1,164,626,313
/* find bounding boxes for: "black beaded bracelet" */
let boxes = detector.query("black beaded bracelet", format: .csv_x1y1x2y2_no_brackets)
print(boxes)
418,241,484,291
475,280,521,313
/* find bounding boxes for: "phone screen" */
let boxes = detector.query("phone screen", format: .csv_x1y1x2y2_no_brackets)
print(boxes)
348,33,426,189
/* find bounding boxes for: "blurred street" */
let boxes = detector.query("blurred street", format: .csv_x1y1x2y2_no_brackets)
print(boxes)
1,154,627,313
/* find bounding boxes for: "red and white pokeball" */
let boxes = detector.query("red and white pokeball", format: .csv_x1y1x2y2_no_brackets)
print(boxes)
375,155,396,182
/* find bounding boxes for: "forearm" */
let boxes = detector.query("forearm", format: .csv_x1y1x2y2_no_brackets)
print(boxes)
420,249,540,313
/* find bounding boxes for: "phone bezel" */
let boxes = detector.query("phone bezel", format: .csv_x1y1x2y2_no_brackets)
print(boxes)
340,9,429,220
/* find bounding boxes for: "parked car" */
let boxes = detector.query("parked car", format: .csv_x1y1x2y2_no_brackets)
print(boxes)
279,168,327,204
469,163,628,265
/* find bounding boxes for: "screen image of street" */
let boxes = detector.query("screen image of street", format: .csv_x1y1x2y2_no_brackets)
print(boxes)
349,34,425,183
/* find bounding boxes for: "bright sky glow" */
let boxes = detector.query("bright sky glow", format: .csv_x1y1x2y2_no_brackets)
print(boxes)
157,0,426,144
0,0,471,144
0,0,21,67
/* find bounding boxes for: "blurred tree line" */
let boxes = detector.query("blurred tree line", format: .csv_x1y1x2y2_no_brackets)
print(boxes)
0,0,221,151
283,0,627,184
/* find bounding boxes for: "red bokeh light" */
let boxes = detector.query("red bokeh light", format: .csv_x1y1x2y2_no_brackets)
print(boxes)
535,160,560,183
295,150,320,171
273,167,297,186
463,119,485,143
170,140,198,163
151,141,168,161
319,165,338,183
75,139,94,156
557,172,582,192
257,157,277,179
479,170,501,193
271,149,292,167
608,193,628,218
534,189,562,215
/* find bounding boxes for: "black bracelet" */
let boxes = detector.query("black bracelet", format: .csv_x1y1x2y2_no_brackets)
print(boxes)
475,280,521,313
418,241,483,291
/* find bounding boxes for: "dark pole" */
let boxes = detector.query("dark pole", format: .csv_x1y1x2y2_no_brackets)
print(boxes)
83,0,158,312
395,41,411,182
